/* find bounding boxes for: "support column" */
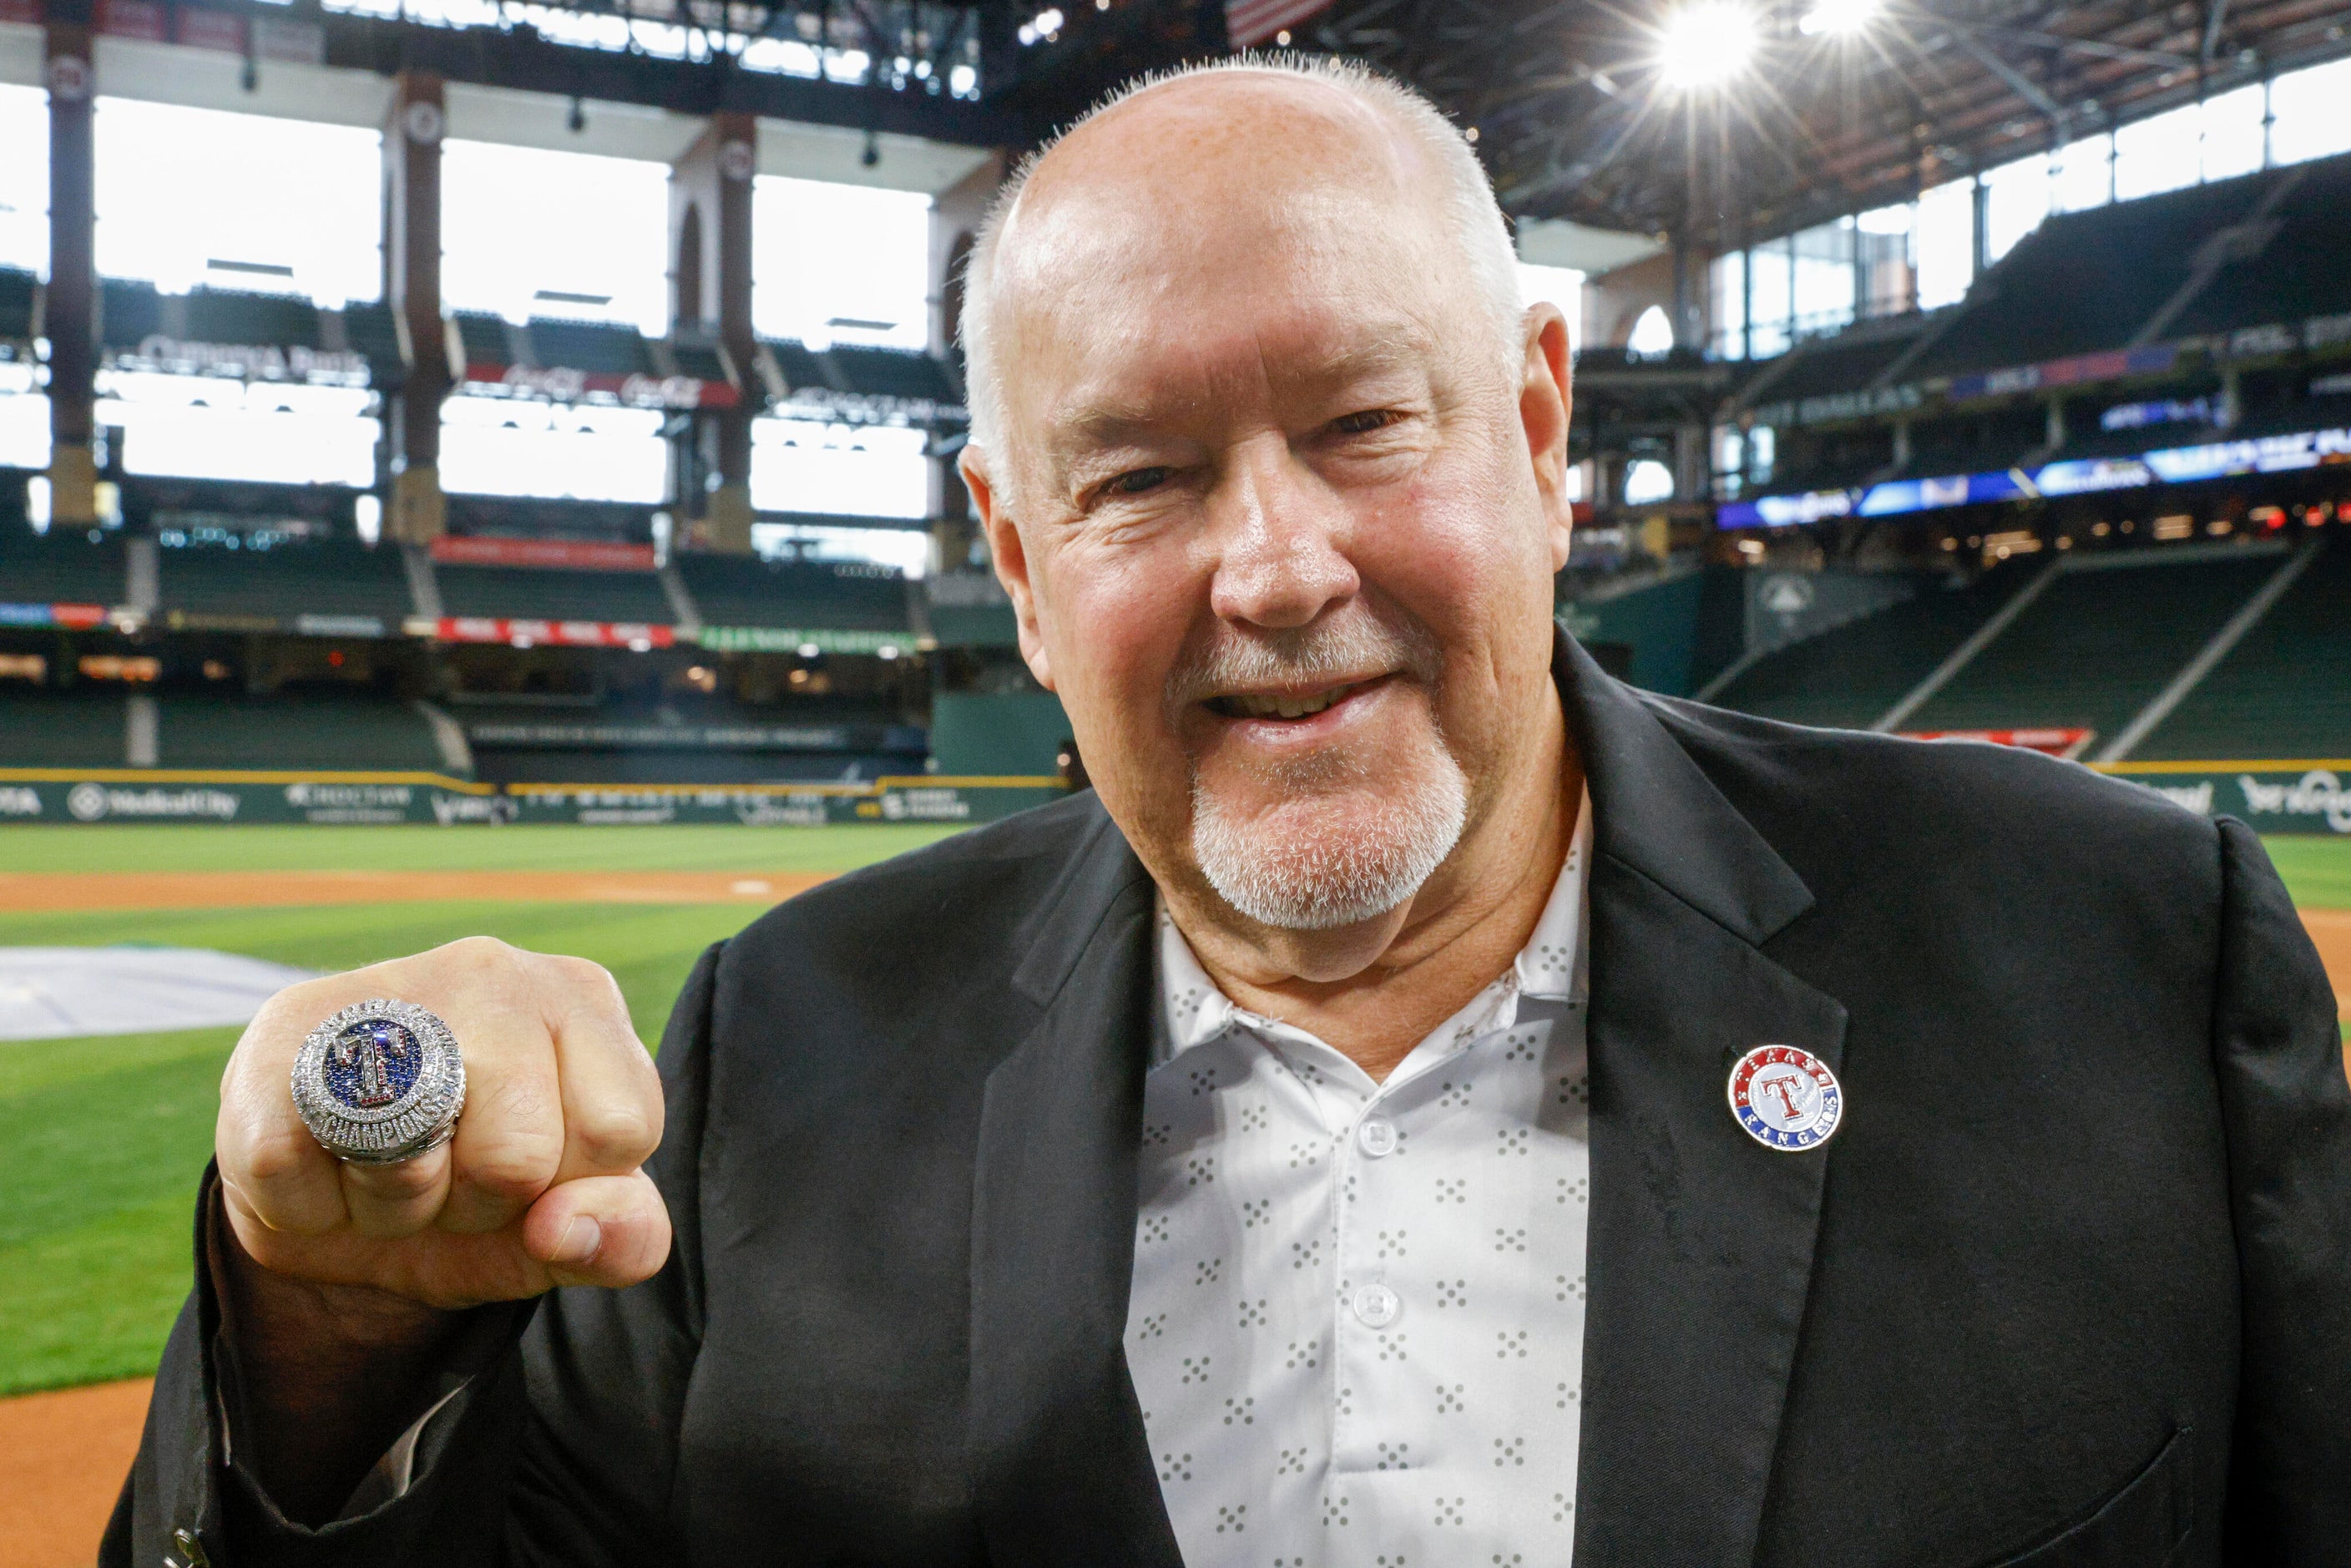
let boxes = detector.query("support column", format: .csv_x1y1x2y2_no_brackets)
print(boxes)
44,24,97,525
670,115,757,554
384,73,449,544
926,153,1002,574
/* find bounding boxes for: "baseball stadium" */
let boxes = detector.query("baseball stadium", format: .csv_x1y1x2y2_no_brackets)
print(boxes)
1,0,2348,1558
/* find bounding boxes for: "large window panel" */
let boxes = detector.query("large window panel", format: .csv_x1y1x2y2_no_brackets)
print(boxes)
0,362,46,471
1915,178,1975,311
2270,58,2351,167
750,417,928,518
99,376,378,486
441,142,670,335
94,99,379,305
1516,262,1584,352
2052,134,2113,214
2113,104,2203,201
0,85,46,277
1706,250,1746,359
438,397,668,503
751,177,933,352
1982,154,2050,265
1747,239,1793,357
1791,220,1855,338
2200,84,2268,182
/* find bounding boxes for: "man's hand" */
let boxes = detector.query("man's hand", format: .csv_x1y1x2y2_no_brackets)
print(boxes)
218,937,671,1312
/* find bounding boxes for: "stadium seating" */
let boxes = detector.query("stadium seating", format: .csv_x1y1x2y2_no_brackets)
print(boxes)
0,267,36,341
1706,560,2037,730
0,689,132,766
0,529,126,606
452,311,514,371
99,278,165,348
341,301,407,387
674,554,911,631
827,345,960,402
1904,175,2269,381
528,317,653,376
157,537,413,624
2132,536,2351,760
433,563,675,624
2166,152,2351,339
155,693,445,771
185,288,319,349
1902,548,2284,741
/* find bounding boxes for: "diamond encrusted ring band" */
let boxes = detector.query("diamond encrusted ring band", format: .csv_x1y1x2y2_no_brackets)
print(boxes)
291,999,467,1165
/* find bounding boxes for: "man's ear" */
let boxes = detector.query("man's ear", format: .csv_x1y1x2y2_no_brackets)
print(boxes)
960,444,1057,692
1517,302,1575,573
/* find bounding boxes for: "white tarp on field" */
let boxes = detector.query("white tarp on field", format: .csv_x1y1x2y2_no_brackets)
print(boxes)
0,947,319,1041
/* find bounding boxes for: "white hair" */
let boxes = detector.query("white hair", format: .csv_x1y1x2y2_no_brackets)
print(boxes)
957,53,1524,457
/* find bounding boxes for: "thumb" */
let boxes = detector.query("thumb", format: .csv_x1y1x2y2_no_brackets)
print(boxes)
523,1171,672,1291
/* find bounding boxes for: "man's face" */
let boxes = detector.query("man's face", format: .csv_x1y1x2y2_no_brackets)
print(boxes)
966,78,1574,945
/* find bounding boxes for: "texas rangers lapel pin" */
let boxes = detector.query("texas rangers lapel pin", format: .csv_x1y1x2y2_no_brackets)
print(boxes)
1727,1044,1843,1151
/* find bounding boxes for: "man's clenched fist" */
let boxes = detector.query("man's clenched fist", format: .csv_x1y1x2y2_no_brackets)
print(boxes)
217,937,671,1309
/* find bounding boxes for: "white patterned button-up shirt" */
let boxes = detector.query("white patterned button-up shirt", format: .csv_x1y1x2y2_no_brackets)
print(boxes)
1128,794,1593,1565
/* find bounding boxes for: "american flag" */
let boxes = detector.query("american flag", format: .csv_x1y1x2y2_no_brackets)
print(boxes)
1225,0,1328,48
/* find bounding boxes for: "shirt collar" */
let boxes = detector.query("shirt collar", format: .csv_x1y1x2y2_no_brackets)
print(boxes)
1155,787,1592,1066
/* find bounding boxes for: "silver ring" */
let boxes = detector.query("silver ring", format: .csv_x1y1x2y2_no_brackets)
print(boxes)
291,999,466,1165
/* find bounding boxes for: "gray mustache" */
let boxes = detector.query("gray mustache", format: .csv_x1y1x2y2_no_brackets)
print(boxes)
1166,611,1443,709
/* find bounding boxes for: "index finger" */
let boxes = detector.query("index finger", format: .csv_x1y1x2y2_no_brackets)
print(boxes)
216,977,369,1238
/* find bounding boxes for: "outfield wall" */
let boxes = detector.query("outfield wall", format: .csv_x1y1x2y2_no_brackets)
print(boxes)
0,770,1067,827
2093,761,2351,837
1,763,2344,835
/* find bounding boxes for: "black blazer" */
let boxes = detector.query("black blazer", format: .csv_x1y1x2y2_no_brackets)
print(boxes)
109,638,2351,1567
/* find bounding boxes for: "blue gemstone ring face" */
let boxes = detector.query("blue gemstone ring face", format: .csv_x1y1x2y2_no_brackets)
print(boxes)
292,999,465,1165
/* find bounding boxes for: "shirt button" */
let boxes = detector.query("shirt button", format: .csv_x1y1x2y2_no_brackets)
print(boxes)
1356,1116,1398,1157
1351,1283,1401,1328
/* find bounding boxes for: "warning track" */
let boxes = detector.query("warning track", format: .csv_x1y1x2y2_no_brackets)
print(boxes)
0,870,836,912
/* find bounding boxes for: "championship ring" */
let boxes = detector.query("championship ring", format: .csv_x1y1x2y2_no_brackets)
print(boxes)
292,999,466,1165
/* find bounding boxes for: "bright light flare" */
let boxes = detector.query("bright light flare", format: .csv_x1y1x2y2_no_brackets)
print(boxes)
1799,0,1878,35
1658,1,1758,90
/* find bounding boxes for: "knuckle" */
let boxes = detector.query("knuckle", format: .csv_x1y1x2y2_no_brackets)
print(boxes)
574,1106,657,1168
458,1139,561,1201
237,1125,318,1187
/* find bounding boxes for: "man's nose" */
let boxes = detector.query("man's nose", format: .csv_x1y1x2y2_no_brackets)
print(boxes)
1205,438,1359,631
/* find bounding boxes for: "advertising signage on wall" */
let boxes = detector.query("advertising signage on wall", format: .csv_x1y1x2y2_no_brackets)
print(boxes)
463,364,739,411
1720,424,2351,529
426,536,658,572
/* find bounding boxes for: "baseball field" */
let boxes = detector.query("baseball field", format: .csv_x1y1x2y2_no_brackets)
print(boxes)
0,822,2346,1567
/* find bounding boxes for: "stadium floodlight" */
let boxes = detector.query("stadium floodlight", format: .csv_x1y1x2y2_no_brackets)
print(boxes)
1657,1,1758,90
1798,0,1878,35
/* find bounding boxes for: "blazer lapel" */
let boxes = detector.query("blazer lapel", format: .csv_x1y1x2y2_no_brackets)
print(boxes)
1560,635,1852,1566
966,804,1186,1567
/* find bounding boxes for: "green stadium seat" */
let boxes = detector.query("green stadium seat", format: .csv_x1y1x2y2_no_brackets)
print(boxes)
1708,560,2036,731
1904,549,2284,741
155,694,445,771
158,538,412,623
0,529,127,606
0,689,129,766
2133,537,2351,761
674,554,909,632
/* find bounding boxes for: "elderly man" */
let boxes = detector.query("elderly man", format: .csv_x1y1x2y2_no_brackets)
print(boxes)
109,60,2348,1568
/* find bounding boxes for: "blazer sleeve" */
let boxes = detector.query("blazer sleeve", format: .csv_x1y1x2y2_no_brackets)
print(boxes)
99,940,726,1568
2208,820,2351,1562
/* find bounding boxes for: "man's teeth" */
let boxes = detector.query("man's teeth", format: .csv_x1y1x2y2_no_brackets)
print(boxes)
1227,682,1358,720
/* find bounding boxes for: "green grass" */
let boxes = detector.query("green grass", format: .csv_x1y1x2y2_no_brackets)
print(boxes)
0,822,952,1394
0,822,963,873
0,826,2343,1397
2266,836,2351,913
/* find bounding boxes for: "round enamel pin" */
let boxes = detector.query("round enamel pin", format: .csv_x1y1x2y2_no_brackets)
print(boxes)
1727,1044,1843,1151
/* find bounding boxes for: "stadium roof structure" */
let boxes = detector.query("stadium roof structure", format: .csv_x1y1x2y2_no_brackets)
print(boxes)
1305,0,2351,245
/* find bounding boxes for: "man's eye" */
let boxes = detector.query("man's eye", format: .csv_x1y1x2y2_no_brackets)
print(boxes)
1113,467,1173,494
1332,409,1395,435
